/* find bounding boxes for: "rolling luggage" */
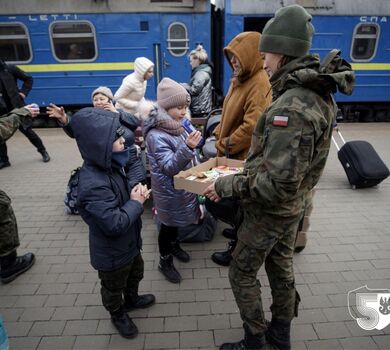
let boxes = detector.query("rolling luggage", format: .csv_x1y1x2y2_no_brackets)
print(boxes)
332,129,389,189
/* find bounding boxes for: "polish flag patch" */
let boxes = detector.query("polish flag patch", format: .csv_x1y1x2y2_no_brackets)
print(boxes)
272,115,289,127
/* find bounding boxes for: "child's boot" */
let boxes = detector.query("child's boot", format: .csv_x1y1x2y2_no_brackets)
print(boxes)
171,240,190,262
110,307,138,339
124,292,156,312
158,255,181,283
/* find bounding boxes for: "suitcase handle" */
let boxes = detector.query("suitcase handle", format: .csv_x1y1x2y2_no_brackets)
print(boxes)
331,128,347,151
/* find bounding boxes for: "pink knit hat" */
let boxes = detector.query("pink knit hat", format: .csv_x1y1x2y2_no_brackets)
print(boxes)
157,78,191,110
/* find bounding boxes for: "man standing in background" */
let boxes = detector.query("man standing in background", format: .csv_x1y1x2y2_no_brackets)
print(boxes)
0,58,50,169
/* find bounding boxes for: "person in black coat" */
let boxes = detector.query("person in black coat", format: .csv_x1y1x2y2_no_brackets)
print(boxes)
0,59,50,169
71,107,155,339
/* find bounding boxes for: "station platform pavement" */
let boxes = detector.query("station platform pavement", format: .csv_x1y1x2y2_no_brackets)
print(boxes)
0,122,389,350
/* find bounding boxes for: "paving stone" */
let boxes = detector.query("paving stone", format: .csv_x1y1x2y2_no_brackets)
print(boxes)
73,335,110,349
20,307,55,321
291,324,318,341
5,321,33,336
45,294,77,307
196,289,225,302
0,308,24,322
36,283,67,295
166,290,195,302
197,314,230,330
148,303,179,317
211,300,239,314
165,316,197,331
52,306,86,320
74,293,100,306
145,332,180,349
13,295,47,308
180,330,214,348
63,320,99,335
314,321,351,339
180,301,210,316
9,336,41,350
29,320,66,336
37,335,76,349
108,334,146,349
301,295,333,309
340,336,380,350
305,339,343,350
344,320,384,337
372,335,390,349
294,309,327,324
323,307,352,322
64,282,96,294
83,306,108,320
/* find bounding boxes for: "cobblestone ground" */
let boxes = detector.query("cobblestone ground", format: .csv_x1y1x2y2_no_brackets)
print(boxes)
0,123,389,350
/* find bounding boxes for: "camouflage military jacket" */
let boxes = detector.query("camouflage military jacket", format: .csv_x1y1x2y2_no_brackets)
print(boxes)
0,107,30,142
215,54,355,222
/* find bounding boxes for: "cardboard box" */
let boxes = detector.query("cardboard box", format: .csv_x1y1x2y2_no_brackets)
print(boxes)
174,157,244,195
295,231,307,249
301,216,311,232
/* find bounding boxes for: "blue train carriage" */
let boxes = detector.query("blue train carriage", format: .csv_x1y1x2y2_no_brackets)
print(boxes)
213,0,390,122
0,0,211,123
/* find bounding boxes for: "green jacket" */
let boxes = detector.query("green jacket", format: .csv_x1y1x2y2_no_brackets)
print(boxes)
215,54,355,223
0,107,31,143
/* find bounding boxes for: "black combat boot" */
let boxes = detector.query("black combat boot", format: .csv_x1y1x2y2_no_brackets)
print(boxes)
40,150,50,162
222,228,237,240
171,240,190,262
124,293,156,312
211,239,237,266
0,251,35,284
220,325,267,350
266,318,291,350
158,255,181,283
110,307,138,338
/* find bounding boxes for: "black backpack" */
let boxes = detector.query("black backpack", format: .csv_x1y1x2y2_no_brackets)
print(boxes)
64,167,80,215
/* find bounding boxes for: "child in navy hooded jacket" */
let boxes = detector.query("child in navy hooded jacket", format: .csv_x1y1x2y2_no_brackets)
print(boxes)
70,107,155,339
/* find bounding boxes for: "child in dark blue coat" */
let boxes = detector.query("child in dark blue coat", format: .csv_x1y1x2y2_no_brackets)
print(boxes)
71,107,155,339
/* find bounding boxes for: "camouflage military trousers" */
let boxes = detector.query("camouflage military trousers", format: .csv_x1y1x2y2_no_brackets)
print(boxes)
0,189,20,256
98,253,144,314
229,214,301,335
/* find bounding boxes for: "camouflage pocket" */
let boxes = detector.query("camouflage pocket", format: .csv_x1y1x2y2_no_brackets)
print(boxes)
232,240,266,274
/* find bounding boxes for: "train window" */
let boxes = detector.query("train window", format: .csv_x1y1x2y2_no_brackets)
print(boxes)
0,23,32,63
167,22,189,57
140,21,149,31
50,21,97,62
351,23,380,61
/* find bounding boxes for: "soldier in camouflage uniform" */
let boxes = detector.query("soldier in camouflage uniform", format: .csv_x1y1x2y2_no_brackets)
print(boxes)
0,106,39,283
204,5,355,350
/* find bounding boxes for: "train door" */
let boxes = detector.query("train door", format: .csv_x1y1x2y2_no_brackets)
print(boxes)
160,15,191,82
